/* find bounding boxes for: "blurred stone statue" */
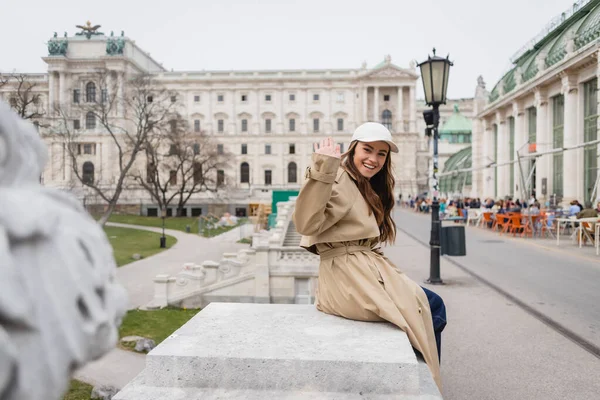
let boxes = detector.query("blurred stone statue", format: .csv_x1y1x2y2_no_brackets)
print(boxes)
0,100,127,400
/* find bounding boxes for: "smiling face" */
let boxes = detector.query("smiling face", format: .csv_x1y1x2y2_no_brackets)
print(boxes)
352,141,390,179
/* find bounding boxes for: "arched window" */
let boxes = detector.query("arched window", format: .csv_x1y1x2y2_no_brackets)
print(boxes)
381,110,392,130
240,162,250,183
288,162,297,183
85,112,96,129
86,82,96,103
82,161,94,185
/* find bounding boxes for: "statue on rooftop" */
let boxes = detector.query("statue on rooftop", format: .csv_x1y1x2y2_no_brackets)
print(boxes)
75,21,104,39
0,101,127,400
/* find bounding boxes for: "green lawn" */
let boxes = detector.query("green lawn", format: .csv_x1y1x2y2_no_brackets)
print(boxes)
119,307,201,352
104,226,176,267
103,214,199,232
98,214,246,238
63,379,93,400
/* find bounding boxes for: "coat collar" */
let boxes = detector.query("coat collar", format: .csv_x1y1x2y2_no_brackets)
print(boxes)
337,162,358,183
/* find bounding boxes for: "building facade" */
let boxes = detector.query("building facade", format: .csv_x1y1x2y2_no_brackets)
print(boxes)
472,0,600,205
0,27,437,216
1,26,482,215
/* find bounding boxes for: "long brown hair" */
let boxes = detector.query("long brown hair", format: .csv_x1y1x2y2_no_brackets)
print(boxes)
341,141,396,245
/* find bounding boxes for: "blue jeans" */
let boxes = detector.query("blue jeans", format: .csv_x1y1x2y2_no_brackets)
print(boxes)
421,286,447,362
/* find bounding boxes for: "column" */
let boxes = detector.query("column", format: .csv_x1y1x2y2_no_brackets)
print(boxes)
362,86,368,122
254,89,261,134
482,120,493,198
396,86,403,133
409,85,416,132
59,71,66,108
325,88,332,134
562,73,579,202
513,102,526,197
302,88,308,133
230,89,236,135
206,88,213,133
534,88,549,202
470,117,482,197
278,88,285,134
373,86,379,124
117,72,124,116
48,72,55,112
496,112,509,198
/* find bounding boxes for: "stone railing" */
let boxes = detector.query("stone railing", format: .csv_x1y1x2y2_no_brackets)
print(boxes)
148,198,319,308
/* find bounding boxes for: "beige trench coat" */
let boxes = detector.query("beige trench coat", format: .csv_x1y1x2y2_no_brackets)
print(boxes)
292,153,442,390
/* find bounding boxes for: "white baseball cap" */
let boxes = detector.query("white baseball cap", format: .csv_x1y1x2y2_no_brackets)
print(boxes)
351,122,399,153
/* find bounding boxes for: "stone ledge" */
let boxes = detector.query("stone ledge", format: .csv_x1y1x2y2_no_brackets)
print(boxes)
114,303,442,399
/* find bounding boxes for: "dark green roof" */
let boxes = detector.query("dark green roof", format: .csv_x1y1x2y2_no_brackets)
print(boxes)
489,0,600,103
439,104,472,134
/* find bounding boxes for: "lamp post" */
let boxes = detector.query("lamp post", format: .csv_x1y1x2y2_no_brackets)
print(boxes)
160,206,167,248
418,48,453,285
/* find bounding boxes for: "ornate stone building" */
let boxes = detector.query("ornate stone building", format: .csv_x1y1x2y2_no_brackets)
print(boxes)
0,24,475,215
472,0,600,204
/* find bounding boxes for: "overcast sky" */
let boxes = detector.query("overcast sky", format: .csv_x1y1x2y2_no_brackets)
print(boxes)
1,0,573,99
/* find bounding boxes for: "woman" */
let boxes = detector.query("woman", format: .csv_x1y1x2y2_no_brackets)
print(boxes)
292,122,446,391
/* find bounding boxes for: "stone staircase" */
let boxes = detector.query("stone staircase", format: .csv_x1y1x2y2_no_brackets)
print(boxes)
282,220,302,247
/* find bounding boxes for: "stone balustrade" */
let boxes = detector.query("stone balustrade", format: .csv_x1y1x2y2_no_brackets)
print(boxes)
148,198,319,308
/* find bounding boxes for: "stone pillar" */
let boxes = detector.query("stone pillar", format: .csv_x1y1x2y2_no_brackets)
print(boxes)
278,88,285,134
482,119,493,198
562,72,579,202
255,89,261,135
409,85,416,132
48,72,55,113
471,117,482,197
301,88,308,133
534,88,549,202
362,86,368,122
58,72,66,108
230,89,236,135
496,112,509,198
396,86,403,133
117,72,124,116
373,86,379,124
513,101,526,198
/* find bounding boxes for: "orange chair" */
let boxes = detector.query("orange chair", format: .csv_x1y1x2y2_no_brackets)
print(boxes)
480,212,493,228
493,214,508,233
509,215,525,236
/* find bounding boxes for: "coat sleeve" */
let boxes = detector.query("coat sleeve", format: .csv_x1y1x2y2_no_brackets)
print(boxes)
292,153,353,237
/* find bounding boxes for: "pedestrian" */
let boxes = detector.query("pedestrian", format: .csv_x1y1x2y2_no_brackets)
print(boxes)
292,122,446,391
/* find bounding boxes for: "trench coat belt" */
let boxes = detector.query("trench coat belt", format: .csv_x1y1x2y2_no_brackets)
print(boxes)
319,245,384,261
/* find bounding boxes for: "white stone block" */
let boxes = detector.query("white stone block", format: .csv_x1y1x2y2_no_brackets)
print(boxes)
114,303,441,399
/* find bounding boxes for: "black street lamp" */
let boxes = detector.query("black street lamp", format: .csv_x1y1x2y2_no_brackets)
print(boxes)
160,206,167,248
418,48,453,285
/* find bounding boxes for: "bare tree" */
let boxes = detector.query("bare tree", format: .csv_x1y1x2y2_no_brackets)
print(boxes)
0,73,46,120
132,118,233,216
51,71,178,226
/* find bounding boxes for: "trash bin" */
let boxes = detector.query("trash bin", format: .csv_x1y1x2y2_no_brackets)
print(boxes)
185,225,191,233
440,225,466,256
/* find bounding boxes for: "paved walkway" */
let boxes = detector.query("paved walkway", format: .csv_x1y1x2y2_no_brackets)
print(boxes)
392,210,600,399
74,222,246,389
